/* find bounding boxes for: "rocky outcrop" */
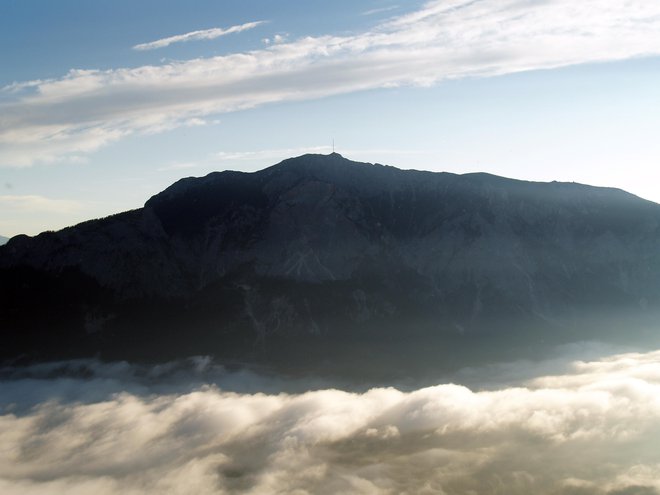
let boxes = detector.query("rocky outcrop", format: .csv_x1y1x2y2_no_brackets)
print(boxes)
3,153,660,370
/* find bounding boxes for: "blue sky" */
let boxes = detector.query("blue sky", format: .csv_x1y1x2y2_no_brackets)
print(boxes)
1,0,660,237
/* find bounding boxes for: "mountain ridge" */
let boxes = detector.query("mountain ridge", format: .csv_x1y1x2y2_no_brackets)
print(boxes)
2,153,660,374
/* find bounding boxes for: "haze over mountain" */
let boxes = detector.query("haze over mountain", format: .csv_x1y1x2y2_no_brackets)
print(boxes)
3,153,660,374
0,235,8,246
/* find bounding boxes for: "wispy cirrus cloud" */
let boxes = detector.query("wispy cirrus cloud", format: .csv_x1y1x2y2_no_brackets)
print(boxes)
212,146,440,167
214,146,332,162
0,194,86,236
362,5,399,16
151,146,444,176
0,194,82,213
156,161,199,172
3,0,660,167
132,20,266,51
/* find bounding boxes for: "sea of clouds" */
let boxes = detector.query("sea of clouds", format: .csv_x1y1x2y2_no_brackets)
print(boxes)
2,345,660,494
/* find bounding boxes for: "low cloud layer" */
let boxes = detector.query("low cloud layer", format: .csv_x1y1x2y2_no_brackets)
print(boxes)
2,348,660,494
3,0,660,166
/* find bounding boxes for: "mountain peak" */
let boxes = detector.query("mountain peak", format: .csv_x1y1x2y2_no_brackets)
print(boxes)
269,152,354,170
4,154,660,369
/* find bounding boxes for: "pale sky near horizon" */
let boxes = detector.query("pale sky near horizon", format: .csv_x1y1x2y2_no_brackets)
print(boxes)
1,0,660,237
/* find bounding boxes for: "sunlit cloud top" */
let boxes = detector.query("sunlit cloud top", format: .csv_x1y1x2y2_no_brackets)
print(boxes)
3,347,660,493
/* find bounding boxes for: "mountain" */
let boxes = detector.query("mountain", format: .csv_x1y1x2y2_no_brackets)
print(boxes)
0,235,8,246
3,153,660,374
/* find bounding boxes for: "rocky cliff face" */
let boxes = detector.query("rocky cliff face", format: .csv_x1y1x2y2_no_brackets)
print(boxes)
3,153,660,372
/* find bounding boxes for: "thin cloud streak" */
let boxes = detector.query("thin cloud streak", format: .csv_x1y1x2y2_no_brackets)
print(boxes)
132,21,266,51
155,147,438,175
0,194,83,213
0,194,88,236
212,146,440,166
214,146,332,162
156,161,199,172
362,5,399,16
3,0,660,166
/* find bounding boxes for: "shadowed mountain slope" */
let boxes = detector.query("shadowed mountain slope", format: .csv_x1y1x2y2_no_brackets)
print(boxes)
3,153,660,374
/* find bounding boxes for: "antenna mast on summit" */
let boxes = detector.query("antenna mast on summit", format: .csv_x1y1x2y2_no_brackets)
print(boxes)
332,138,335,153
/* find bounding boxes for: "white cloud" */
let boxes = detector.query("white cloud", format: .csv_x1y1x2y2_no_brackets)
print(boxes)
0,194,88,236
132,21,266,51
0,194,83,213
262,33,288,45
157,146,438,175
209,146,442,172
362,5,399,16
3,0,660,167
272,33,288,44
3,349,660,493
214,146,332,162
156,161,199,172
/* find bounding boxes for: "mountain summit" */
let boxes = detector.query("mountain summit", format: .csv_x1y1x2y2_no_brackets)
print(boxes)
3,154,660,373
